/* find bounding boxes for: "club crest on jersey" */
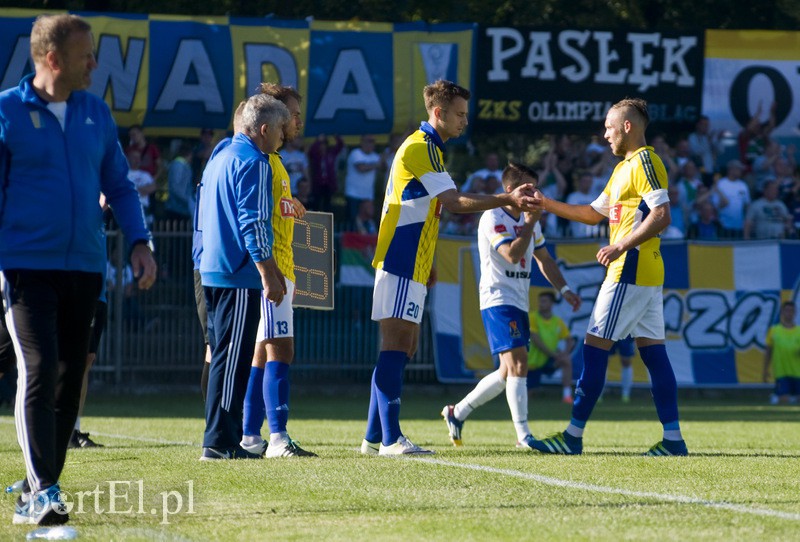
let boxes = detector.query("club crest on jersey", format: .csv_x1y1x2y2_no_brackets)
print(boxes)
509,320,521,338
494,224,507,233
609,203,622,224
280,197,294,217
513,225,523,237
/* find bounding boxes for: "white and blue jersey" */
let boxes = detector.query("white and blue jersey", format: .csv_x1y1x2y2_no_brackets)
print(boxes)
477,208,545,354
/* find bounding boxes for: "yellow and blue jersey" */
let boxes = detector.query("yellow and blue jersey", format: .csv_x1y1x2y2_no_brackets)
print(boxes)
268,153,295,283
372,122,456,284
590,146,669,286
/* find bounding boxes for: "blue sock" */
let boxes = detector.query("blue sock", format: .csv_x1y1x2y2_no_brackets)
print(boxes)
639,344,680,428
571,344,609,425
242,366,265,437
374,351,407,446
265,361,290,434
364,368,382,443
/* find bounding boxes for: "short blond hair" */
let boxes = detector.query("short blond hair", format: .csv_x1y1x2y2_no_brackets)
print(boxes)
611,98,649,128
30,14,91,63
423,80,470,112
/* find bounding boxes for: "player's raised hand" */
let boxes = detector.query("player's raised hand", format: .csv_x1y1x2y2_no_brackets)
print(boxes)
563,290,581,312
508,183,542,212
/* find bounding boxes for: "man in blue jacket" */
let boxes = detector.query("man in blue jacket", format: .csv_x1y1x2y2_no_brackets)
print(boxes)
0,14,157,526
198,93,289,460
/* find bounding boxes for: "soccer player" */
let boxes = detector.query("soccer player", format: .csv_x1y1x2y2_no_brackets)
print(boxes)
529,98,688,456
198,93,289,460
764,301,800,404
240,83,315,458
441,163,581,448
361,80,539,456
527,290,577,405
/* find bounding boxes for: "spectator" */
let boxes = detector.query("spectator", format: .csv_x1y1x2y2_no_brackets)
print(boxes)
663,184,689,239
775,157,799,206
688,115,723,177
753,141,797,194
464,152,503,193
280,137,309,193
673,138,692,170
127,124,162,180
744,179,793,239
344,135,382,224
164,140,195,222
192,127,215,184
738,101,776,174
652,134,679,180
565,171,602,238
538,149,568,201
126,148,156,227
713,160,751,238
687,200,723,241
676,160,704,222
354,199,378,235
308,134,344,213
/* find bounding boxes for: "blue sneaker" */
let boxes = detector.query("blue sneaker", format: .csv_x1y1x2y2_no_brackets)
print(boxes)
530,432,583,455
644,439,689,457
13,484,69,525
441,405,464,446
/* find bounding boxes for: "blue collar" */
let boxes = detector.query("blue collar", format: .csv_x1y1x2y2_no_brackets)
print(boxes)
420,121,445,153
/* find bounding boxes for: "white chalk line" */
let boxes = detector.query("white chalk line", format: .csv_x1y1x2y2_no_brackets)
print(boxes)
3,418,799,522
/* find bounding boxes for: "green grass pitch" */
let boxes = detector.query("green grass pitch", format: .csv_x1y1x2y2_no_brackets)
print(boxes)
1,389,798,541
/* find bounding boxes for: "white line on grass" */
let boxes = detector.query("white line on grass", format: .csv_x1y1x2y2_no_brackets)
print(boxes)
412,456,800,522
0,419,197,446
3,419,798,522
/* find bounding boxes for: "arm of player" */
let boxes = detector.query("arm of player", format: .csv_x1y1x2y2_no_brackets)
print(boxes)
532,246,581,312
540,192,605,225
256,258,286,306
596,202,671,267
496,214,537,265
438,183,539,214
762,344,772,383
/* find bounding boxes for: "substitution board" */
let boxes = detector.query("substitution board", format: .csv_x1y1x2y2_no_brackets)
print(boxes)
292,211,334,310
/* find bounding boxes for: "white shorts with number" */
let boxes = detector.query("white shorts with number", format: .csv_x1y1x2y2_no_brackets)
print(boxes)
257,279,295,341
371,269,427,324
587,281,665,341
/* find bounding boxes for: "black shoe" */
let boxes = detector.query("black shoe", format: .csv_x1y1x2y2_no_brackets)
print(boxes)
68,430,103,449
199,446,263,461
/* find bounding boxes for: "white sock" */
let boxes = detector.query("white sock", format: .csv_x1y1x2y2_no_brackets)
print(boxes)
506,376,530,442
621,366,633,398
562,386,572,399
454,369,506,421
269,431,289,445
73,417,81,431
241,434,263,446
565,423,584,438
663,429,683,441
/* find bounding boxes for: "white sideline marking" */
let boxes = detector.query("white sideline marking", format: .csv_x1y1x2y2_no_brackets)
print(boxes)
413,457,800,522
3,419,799,522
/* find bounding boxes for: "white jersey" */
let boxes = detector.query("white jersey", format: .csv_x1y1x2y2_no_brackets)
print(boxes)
478,208,545,311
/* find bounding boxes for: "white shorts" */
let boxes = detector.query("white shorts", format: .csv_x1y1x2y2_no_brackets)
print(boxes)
587,281,665,341
371,269,427,324
257,279,295,341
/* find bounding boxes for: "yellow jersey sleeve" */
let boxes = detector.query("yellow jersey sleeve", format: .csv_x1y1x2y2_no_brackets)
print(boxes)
269,153,295,282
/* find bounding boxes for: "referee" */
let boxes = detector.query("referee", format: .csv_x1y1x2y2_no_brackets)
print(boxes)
0,14,156,525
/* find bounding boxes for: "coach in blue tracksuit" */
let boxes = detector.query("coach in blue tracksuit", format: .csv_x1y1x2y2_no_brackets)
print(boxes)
0,14,157,526
198,93,289,460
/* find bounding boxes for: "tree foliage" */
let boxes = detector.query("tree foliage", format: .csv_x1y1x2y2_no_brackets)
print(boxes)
14,0,800,30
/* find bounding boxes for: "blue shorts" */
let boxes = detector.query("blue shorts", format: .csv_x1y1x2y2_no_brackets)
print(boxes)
480,305,530,355
609,336,635,357
775,377,800,396
527,358,556,389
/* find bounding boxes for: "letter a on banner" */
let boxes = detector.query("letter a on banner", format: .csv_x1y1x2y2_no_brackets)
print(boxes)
315,49,385,120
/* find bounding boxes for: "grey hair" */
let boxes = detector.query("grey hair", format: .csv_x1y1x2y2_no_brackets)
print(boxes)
240,94,289,136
